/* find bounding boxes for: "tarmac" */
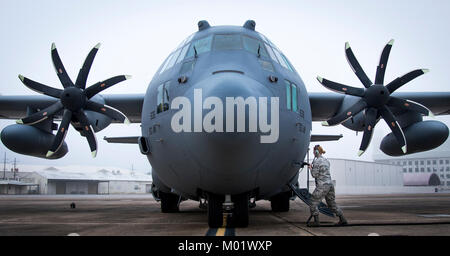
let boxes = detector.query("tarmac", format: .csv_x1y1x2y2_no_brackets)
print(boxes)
0,193,449,236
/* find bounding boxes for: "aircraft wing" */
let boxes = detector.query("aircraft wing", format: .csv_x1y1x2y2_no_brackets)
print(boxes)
309,92,450,121
1,92,449,123
0,94,144,123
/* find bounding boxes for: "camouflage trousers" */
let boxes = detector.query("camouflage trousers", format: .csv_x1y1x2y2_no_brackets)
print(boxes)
310,184,343,217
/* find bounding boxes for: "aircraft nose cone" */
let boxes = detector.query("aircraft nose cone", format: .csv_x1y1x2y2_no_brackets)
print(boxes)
183,73,276,194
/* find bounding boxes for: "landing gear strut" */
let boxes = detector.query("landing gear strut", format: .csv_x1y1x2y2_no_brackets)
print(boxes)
270,191,291,212
160,191,181,213
206,192,249,228
207,193,223,228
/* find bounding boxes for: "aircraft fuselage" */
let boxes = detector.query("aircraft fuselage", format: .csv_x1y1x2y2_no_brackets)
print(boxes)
141,24,311,200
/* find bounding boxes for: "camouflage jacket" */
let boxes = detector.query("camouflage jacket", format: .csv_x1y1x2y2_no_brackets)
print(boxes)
311,156,333,186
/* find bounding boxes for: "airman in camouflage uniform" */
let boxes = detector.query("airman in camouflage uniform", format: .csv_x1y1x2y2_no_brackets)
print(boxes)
308,145,347,227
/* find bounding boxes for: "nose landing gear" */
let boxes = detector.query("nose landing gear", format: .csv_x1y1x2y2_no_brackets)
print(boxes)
159,191,181,213
207,192,249,228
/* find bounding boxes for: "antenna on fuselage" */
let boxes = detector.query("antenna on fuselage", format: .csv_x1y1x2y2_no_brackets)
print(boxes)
193,46,198,58
243,20,256,30
198,20,210,31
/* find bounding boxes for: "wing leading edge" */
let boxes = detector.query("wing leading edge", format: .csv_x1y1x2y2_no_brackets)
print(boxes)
0,92,449,123
309,92,450,122
0,94,144,123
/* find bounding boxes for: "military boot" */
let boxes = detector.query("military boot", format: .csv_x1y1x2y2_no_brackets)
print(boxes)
336,215,348,226
307,215,320,227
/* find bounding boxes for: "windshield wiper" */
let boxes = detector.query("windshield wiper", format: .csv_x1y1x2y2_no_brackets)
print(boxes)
194,45,198,58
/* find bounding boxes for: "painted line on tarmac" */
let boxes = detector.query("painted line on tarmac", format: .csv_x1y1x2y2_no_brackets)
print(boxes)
205,213,236,236
205,228,235,236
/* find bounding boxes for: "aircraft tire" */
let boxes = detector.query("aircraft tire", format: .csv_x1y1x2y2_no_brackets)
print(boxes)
207,193,224,228
160,191,180,213
231,193,249,227
270,191,291,212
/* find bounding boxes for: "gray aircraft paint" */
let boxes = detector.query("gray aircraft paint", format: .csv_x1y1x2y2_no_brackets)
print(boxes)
141,24,311,199
1,19,449,204
170,88,280,143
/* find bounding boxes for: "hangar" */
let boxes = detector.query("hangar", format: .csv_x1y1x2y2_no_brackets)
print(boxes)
0,180,38,195
403,173,441,186
298,158,440,194
374,136,450,188
0,165,152,195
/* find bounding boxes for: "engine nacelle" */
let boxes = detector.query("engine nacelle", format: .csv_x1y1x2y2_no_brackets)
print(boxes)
84,95,112,132
1,124,68,159
339,96,365,131
380,120,449,156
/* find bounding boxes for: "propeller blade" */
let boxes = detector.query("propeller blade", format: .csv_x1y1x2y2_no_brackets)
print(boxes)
316,76,365,97
375,39,394,85
322,99,367,126
379,106,407,154
18,75,62,98
85,100,130,124
76,111,98,157
75,43,101,89
385,69,429,94
358,108,378,156
51,43,74,88
17,101,63,125
387,97,434,117
84,75,131,99
46,109,72,158
345,42,373,88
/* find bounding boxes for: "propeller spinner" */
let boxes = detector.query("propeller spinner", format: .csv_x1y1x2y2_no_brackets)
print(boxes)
317,40,433,156
17,43,131,158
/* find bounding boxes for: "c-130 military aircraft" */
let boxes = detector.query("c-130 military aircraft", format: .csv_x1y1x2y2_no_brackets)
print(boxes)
1,20,449,228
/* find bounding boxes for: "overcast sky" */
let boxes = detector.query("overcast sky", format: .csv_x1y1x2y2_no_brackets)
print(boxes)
0,0,449,172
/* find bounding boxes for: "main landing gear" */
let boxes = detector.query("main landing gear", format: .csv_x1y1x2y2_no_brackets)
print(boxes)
270,191,292,212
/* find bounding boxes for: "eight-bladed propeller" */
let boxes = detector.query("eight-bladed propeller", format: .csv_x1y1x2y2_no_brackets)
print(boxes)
17,43,131,158
317,40,433,156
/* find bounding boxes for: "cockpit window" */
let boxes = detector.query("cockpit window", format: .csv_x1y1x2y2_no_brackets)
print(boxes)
280,53,295,72
185,35,213,59
180,59,195,74
170,32,294,74
176,44,190,65
272,48,289,70
177,33,195,49
259,33,270,44
259,33,278,49
285,80,291,110
213,34,242,50
165,48,182,71
265,43,279,64
285,80,299,112
242,35,268,58
157,81,170,114
159,54,175,74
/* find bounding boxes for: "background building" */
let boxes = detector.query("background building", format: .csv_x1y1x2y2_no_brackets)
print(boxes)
298,158,440,194
0,165,152,195
0,179,38,195
373,135,450,188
